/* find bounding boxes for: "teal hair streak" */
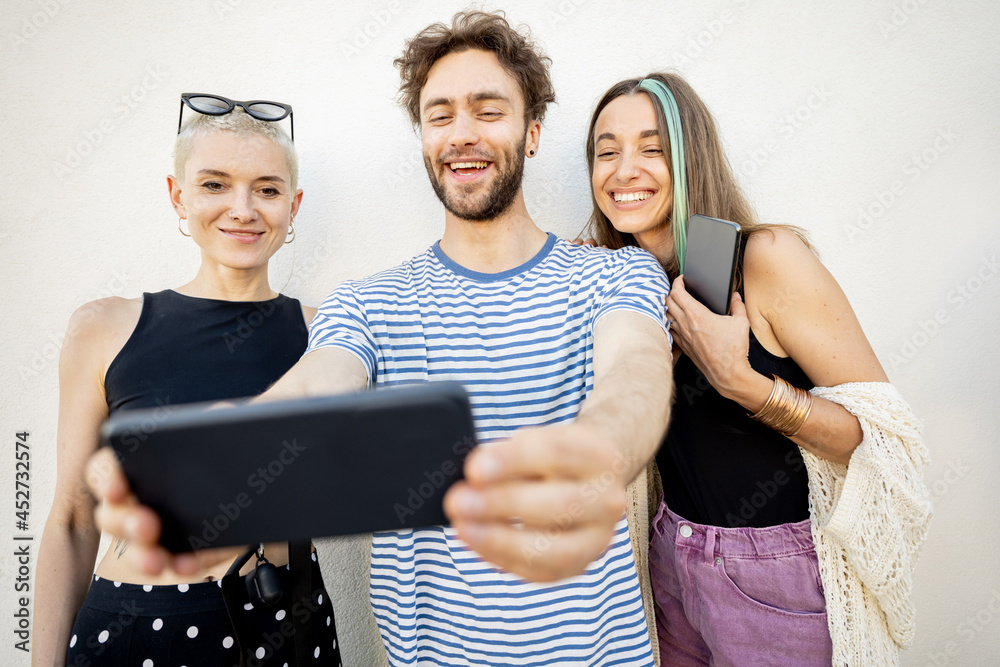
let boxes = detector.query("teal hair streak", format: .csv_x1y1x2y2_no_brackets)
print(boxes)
638,78,688,273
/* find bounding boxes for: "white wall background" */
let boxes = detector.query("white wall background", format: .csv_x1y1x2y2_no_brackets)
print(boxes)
1,0,997,664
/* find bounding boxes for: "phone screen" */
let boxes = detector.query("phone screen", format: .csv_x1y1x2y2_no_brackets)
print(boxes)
682,214,742,315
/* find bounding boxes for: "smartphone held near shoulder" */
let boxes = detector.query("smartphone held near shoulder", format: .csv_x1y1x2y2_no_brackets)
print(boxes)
683,214,742,315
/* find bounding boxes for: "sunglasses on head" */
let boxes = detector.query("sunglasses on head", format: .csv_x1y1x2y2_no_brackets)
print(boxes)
178,93,294,141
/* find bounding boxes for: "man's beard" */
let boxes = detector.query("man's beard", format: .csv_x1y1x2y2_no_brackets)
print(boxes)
424,136,526,222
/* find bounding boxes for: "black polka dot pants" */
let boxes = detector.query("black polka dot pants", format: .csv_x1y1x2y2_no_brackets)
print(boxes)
66,559,340,666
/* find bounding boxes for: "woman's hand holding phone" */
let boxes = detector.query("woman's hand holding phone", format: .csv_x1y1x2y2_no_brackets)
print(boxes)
87,448,222,575
666,275,756,401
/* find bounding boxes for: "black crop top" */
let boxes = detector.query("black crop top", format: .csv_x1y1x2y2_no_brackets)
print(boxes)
104,290,309,413
657,240,813,528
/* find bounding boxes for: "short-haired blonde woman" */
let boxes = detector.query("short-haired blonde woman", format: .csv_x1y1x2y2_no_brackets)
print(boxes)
35,96,340,666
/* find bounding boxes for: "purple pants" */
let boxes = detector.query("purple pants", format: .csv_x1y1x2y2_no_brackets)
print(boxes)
649,499,833,666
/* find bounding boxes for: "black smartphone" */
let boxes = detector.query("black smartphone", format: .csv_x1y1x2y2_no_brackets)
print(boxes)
682,214,742,315
101,382,477,552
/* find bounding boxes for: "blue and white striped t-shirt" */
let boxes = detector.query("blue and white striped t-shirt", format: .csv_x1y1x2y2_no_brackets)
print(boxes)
307,233,670,666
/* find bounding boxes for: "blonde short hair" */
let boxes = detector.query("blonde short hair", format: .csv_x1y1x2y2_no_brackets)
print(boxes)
173,108,298,190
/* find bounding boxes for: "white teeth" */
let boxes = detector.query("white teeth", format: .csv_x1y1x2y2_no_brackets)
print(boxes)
613,191,653,203
450,161,489,170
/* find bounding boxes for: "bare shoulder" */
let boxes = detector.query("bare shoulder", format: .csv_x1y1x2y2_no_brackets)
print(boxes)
743,227,833,316
67,296,142,340
743,226,887,383
301,304,318,326
744,227,820,280
63,296,143,370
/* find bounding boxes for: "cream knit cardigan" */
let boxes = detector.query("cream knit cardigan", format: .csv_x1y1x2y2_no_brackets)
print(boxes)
626,382,932,667
626,461,659,665
806,382,932,665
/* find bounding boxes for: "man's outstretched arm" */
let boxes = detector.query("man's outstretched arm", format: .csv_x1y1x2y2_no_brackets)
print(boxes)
445,309,673,581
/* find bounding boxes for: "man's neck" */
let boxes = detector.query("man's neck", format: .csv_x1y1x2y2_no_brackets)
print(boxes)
438,197,549,274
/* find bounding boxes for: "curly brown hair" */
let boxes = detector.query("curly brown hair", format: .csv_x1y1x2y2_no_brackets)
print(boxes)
394,10,555,129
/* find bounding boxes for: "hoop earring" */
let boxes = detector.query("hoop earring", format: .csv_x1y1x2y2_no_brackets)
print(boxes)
284,221,296,245
178,217,190,237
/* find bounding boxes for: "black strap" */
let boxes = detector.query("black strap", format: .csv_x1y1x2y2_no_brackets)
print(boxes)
736,233,750,299
220,542,318,665
290,540,314,665
221,546,258,666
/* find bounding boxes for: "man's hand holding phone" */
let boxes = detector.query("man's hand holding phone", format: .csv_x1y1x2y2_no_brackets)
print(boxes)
445,422,627,583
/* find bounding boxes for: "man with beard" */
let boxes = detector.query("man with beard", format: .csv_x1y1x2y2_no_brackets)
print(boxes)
91,11,673,665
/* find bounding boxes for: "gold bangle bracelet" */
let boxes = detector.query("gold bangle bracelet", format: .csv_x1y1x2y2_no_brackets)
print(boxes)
750,374,814,437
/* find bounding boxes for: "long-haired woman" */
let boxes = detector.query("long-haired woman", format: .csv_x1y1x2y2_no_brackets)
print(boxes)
584,73,931,666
